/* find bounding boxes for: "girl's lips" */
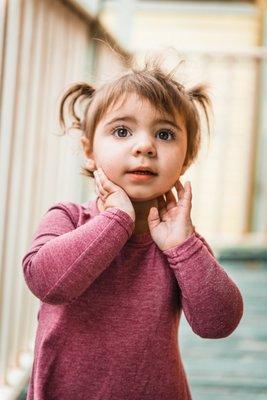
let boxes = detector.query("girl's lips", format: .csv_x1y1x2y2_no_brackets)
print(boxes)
126,172,157,182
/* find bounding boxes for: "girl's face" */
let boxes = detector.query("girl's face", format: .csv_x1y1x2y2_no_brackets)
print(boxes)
85,93,188,201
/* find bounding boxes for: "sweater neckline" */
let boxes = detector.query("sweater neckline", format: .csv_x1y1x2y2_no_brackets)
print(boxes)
84,197,154,246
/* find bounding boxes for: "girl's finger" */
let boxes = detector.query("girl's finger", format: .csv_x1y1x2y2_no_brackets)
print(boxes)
97,167,109,182
188,182,193,211
94,181,100,195
94,171,107,198
97,168,113,193
165,189,177,210
178,181,192,216
157,195,167,212
174,180,185,200
95,168,106,185
183,181,192,202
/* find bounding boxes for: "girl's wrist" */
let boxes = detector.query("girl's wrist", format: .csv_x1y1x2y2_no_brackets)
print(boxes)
106,207,135,223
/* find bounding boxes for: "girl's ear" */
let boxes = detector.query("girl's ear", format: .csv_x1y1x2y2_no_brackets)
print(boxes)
81,136,97,171
81,136,92,158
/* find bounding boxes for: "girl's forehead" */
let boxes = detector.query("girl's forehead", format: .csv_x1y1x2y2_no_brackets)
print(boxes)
106,92,148,113
101,92,181,124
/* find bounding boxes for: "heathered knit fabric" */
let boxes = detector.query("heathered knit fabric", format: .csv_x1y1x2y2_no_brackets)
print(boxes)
22,197,243,400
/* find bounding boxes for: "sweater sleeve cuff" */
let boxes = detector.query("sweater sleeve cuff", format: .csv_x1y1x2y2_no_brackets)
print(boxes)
103,208,135,238
162,232,203,263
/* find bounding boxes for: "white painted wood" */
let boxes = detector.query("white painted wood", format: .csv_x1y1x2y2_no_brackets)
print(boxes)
252,0,267,234
0,0,23,386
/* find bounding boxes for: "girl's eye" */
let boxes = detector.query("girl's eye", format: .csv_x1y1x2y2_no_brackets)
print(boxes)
111,126,176,141
156,129,176,141
111,126,130,138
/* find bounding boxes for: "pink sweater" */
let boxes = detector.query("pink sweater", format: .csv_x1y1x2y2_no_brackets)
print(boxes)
22,197,243,400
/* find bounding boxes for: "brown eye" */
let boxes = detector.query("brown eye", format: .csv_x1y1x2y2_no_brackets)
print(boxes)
111,126,130,138
156,129,176,141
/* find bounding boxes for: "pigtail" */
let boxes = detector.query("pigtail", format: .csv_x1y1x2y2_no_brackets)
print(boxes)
187,84,212,137
59,83,95,134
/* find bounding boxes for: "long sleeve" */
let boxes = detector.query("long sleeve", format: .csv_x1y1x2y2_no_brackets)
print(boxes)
163,232,244,339
22,203,134,305
194,231,215,256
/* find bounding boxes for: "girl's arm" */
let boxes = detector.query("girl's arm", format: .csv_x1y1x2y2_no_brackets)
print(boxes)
22,203,134,305
163,232,244,339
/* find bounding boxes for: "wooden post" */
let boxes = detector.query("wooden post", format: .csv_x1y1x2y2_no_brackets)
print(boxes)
251,0,267,237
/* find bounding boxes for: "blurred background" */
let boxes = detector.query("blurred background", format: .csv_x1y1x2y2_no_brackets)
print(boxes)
0,0,266,399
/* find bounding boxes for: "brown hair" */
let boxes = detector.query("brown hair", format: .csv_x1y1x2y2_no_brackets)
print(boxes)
59,57,211,179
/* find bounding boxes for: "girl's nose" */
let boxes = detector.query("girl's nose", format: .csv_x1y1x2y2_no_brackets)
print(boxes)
132,138,156,157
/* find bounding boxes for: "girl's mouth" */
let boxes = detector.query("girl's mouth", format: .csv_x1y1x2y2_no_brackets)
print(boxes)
126,171,157,181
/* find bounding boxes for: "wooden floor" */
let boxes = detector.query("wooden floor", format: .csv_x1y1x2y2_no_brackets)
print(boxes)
18,261,267,399
180,260,267,399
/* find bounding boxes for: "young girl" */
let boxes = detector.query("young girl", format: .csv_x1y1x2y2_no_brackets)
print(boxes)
22,59,243,400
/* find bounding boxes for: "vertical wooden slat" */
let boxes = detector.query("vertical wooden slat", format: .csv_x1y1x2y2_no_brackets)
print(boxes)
35,0,70,216
15,0,36,363
16,0,49,377
0,0,23,385
252,0,267,234
0,0,8,105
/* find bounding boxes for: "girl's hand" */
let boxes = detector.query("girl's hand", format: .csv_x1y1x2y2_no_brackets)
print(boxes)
93,168,136,222
147,180,195,251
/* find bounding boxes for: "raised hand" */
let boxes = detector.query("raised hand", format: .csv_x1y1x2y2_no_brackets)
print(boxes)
147,180,195,251
93,168,136,222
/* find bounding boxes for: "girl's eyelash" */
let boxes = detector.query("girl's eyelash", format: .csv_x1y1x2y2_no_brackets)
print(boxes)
161,129,176,139
111,125,176,140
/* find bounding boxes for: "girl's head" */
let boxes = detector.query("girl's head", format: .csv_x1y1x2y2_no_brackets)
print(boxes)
59,58,211,201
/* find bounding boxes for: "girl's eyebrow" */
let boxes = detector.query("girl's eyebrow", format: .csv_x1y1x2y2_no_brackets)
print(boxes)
104,115,182,131
104,116,136,127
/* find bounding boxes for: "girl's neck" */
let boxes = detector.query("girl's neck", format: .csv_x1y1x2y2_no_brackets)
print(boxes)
131,198,157,234
96,196,157,235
